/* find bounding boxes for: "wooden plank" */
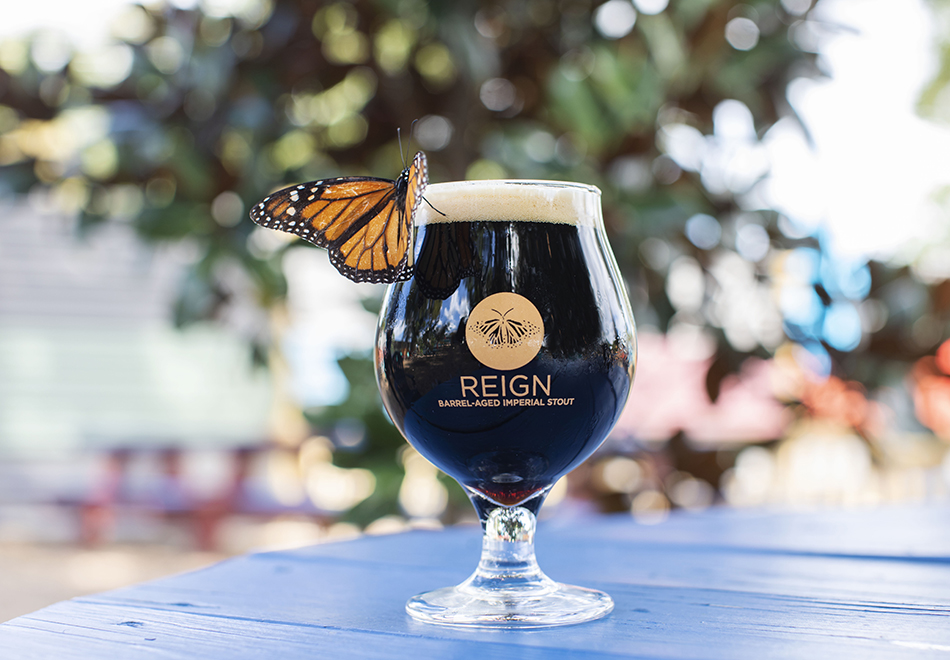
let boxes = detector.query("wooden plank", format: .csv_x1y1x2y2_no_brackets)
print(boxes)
87,528,950,606
3,571,948,659
2,509,949,659
557,505,950,558
1,601,621,660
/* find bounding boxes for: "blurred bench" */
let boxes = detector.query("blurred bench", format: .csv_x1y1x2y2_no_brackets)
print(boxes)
0,445,333,551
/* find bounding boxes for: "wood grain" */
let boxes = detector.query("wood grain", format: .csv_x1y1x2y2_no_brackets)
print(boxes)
2,505,948,659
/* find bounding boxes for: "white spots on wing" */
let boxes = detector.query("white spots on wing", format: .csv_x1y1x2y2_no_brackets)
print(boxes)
287,206,297,216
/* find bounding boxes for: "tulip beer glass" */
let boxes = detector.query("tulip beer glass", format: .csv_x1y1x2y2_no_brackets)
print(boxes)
376,180,636,627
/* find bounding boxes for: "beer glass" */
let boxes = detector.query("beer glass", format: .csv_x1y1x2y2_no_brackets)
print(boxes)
375,180,636,627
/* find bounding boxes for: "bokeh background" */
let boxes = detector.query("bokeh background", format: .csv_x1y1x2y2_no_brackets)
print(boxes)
2,0,950,621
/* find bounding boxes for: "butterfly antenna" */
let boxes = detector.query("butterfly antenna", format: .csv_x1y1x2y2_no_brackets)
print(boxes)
409,118,420,155
397,127,406,167
408,118,441,215
424,196,446,217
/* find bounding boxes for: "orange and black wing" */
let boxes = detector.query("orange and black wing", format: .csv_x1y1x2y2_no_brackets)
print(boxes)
249,152,428,284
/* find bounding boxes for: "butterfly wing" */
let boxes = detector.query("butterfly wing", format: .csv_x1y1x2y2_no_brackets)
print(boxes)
401,151,428,273
249,152,429,284
414,220,479,299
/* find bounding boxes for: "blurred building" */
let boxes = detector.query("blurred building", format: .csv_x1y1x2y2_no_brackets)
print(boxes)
0,197,272,541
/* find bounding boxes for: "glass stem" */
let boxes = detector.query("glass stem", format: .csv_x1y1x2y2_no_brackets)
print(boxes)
463,505,557,594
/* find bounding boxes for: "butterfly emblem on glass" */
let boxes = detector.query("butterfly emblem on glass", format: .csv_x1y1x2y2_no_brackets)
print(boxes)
250,151,428,283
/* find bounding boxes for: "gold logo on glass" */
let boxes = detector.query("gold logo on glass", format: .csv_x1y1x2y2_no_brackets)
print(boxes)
465,292,544,370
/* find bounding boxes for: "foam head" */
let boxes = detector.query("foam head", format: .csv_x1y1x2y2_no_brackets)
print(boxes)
418,180,602,226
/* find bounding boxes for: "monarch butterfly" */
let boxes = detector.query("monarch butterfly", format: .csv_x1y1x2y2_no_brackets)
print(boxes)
249,151,428,283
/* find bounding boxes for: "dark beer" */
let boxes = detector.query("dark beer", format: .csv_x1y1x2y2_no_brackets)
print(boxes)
376,182,636,508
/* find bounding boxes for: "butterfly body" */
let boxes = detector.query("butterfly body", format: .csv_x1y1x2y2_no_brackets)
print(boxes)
250,151,428,283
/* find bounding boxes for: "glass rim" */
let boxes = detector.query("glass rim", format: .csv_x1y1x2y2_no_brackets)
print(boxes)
424,179,602,196
418,179,603,226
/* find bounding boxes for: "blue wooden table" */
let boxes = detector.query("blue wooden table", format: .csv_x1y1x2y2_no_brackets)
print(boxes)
2,505,949,658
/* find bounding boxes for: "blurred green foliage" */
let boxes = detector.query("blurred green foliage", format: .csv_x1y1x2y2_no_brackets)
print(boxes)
0,0,821,347
920,0,950,124
1,0,948,523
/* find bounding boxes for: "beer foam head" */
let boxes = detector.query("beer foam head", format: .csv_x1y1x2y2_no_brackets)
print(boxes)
418,180,602,226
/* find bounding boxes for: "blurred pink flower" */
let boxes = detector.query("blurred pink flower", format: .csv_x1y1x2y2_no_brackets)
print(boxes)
615,333,791,446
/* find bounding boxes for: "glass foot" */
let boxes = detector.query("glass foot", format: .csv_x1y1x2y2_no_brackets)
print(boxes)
406,505,613,628
406,581,614,628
